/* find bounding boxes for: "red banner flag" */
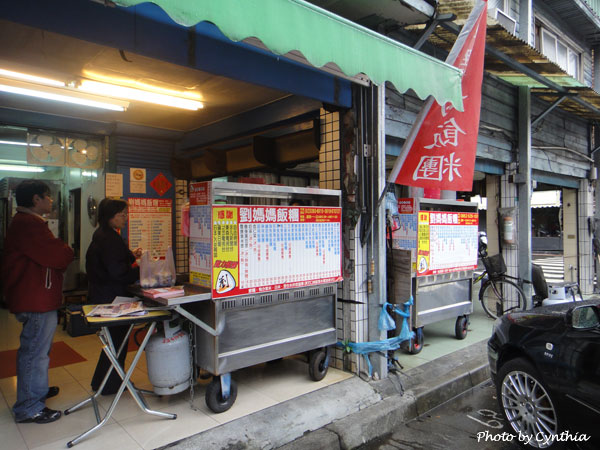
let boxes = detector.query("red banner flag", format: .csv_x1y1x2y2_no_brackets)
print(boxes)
388,0,487,191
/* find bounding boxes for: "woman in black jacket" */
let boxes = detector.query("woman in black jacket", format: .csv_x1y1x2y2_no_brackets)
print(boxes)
86,198,142,395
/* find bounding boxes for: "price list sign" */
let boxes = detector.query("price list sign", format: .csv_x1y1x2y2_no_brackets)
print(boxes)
211,206,342,298
127,198,172,257
416,211,478,277
189,182,212,287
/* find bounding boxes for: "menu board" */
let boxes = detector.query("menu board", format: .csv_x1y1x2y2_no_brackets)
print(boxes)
416,211,478,277
210,205,342,298
391,198,418,250
127,198,172,257
189,182,212,287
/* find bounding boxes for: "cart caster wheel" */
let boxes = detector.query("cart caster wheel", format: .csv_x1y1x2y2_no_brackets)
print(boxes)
455,315,469,340
408,327,424,355
308,348,329,381
206,377,237,413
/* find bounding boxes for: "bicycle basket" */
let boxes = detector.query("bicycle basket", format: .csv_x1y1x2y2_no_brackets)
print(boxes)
482,254,506,278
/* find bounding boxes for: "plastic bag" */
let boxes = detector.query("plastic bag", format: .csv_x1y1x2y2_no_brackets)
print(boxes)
339,296,414,377
140,246,176,288
378,302,396,331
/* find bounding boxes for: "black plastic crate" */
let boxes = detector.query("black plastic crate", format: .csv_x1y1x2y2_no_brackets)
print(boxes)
65,305,95,337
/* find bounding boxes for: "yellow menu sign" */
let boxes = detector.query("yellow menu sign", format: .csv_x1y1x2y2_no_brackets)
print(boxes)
212,207,239,296
417,212,430,275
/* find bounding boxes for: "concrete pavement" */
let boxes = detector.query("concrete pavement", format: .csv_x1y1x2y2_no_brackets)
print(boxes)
162,340,490,450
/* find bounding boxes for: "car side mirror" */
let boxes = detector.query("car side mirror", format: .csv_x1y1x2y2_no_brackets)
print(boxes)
569,305,600,329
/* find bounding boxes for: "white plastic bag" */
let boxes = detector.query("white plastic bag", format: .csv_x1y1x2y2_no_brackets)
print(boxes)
140,246,176,288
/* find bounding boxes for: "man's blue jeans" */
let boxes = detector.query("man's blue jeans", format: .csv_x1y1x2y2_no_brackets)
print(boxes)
13,310,57,421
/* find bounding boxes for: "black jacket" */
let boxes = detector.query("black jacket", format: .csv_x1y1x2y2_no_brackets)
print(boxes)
86,227,139,303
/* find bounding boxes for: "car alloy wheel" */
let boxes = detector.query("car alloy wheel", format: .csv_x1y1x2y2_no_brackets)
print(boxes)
498,359,559,448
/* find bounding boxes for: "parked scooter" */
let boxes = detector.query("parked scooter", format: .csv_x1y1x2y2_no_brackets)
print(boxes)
531,263,583,307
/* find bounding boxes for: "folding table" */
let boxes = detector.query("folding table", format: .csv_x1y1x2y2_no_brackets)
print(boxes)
64,306,177,447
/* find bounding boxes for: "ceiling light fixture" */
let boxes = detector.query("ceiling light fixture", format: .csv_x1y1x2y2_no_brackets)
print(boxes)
78,80,203,111
0,78,129,111
0,139,41,147
0,68,65,87
81,70,203,101
0,164,45,172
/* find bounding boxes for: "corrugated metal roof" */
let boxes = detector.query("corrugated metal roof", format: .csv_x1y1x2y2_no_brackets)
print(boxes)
410,1,600,120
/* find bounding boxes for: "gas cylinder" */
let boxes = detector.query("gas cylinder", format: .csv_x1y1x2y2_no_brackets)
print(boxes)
145,320,191,395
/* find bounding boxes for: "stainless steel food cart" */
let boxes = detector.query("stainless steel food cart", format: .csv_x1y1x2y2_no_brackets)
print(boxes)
158,182,342,412
388,198,478,353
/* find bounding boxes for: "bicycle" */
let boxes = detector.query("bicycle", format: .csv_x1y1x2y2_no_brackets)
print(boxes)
474,233,527,320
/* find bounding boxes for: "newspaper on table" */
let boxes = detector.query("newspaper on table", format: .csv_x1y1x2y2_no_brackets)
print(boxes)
87,300,147,318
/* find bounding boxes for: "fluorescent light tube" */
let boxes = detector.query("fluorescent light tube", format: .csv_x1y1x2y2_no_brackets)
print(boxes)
0,164,45,172
0,68,65,87
0,140,41,147
0,78,129,111
78,80,203,111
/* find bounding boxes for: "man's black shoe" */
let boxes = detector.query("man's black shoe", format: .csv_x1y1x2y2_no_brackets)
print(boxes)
16,407,62,424
46,386,59,399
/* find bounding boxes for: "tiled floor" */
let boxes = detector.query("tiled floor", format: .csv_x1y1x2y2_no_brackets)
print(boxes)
0,308,354,450
0,296,496,450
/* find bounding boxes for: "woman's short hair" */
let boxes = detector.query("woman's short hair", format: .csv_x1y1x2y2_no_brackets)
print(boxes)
15,180,50,207
98,198,128,228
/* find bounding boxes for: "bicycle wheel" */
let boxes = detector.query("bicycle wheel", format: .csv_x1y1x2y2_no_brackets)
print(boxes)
479,279,526,319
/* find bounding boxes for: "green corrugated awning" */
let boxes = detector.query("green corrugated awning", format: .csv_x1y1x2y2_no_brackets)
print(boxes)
114,0,464,110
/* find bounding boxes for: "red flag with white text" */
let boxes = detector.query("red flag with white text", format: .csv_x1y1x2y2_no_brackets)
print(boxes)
388,0,487,191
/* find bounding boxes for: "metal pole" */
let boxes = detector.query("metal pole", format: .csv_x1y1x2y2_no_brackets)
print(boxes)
518,86,532,303
365,83,388,379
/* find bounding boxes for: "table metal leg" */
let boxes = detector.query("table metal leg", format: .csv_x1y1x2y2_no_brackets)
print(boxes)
66,322,176,447
65,324,134,421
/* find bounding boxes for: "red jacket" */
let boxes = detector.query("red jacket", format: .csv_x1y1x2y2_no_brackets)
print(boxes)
2,210,74,313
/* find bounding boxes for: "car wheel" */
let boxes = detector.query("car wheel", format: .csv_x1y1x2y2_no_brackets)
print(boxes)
496,358,560,448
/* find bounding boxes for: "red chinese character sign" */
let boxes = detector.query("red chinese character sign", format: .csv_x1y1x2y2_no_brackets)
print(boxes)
149,172,172,197
388,0,487,191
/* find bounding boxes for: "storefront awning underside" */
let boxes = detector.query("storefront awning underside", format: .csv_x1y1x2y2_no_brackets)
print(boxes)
113,0,464,110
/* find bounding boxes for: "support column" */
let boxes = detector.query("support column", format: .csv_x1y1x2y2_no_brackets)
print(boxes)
367,83,387,379
518,86,532,300
486,175,500,255
578,179,594,294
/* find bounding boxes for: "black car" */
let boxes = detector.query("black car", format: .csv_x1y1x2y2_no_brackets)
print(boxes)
488,300,600,449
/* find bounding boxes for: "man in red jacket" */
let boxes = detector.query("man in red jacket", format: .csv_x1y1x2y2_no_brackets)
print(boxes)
2,180,74,424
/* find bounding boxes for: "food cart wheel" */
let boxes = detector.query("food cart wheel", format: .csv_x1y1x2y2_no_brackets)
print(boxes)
308,348,329,381
205,375,237,413
455,315,469,340
408,327,424,355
